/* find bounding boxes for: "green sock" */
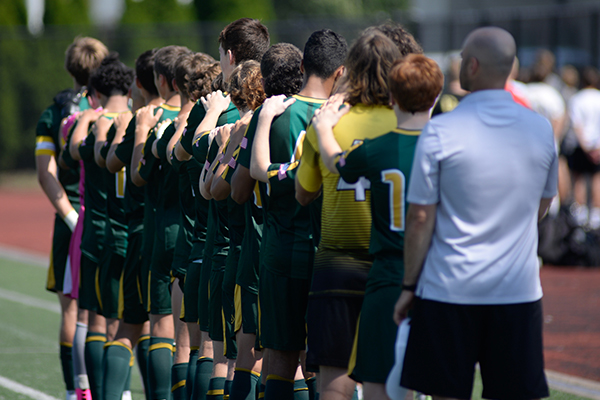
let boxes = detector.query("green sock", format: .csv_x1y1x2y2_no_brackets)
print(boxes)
59,342,75,391
191,357,213,400
102,342,132,400
186,349,199,400
148,337,174,400
136,335,150,400
172,362,188,400
258,382,265,399
293,379,309,400
230,368,259,400
85,332,106,400
207,376,226,400
224,379,233,399
305,377,316,400
351,387,358,400
264,375,294,400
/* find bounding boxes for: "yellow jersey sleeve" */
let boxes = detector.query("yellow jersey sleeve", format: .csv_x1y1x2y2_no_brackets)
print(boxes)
296,124,322,193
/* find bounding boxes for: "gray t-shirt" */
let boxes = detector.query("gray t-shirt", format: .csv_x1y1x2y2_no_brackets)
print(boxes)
408,90,558,305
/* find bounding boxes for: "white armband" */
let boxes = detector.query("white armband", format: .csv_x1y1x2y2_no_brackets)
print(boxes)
63,209,79,232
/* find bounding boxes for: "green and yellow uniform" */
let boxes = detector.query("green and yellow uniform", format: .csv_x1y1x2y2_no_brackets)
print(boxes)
239,95,325,351
137,104,180,315
98,116,129,319
114,115,149,324
338,128,420,383
296,103,396,368
36,90,86,292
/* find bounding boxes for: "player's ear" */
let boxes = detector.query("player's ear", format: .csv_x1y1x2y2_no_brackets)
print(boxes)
389,92,396,107
227,49,235,66
300,60,305,75
335,65,345,79
135,77,143,89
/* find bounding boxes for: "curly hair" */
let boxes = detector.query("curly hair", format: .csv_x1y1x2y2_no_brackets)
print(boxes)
218,18,270,63
211,72,225,92
65,36,109,86
388,54,444,113
187,62,222,102
174,52,215,99
260,43,303,97
89,52,134,97
228,60,266,111
135,48,159,96
342,31,401,107
367,22,423,57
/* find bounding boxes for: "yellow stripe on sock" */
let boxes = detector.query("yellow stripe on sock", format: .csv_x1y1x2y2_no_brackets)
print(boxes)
171,380,186,392
266,374,294,383
190,346,200,351
206,389,224,395
235,368,261,377
149,342,174,352
85,336,107,343
199,356,212,361
258,393,265,399
106,341,134,355
59,342,73,348
294,388,309,392
137,335,150,345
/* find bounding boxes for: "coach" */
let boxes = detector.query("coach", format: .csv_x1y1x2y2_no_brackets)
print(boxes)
393,27,557,400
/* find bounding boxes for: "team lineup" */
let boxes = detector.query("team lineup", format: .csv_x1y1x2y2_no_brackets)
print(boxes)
35,16,557,400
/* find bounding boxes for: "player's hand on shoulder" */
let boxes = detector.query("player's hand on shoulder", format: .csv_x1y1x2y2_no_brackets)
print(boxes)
201,90,231,114
136,105,163,130
312,93,350,131
79,108,103,123
260,94,296,119
114,111,133,130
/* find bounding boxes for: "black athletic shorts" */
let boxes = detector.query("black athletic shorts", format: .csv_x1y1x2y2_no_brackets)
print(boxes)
568,147,600,174
401,298,549,400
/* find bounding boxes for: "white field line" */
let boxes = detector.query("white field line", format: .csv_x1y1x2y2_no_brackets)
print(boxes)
0,244,47,268
0,288,60,314
0,375,60,400
0,321,57,347
546,369,600,400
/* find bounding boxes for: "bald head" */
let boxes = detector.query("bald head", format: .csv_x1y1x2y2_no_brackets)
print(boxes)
460,27,516,91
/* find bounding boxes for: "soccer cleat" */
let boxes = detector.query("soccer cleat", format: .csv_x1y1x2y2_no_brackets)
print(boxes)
75,388,92,400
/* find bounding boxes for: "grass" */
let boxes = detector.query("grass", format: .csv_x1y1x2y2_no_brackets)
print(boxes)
0,254,594,400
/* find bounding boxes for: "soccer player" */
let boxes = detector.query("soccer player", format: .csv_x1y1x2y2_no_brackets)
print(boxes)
36,36,107,400
103,48,162,400
394,27,556,400
131,45,191,400
246,30,348,400
312,54,443,400
295,30,401,400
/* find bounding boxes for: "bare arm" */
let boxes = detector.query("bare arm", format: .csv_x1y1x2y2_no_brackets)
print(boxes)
192,91,231,144
167,114,189,165
250,95,296,183
36,154,77,223
295,177,321,206
393,203,437,325
130,105,163,187
69,109,101,161
539,197,553,221
106,111,132,173
93,117,113,168
231,166,255,204
312,94,350,174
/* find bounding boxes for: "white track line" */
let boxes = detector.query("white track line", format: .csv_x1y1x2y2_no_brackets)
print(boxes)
0,244,47,268
0,288,60,313
0,375,60,400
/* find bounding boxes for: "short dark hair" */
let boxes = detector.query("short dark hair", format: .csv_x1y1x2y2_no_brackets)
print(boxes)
581,66,599,88
303,29,348,80
368,22,423,57
175,52,215,99
135,49,159,96
153,45,192,91
228,60,266,111
64,36,109,86
89,52,134,97
218,18,270,64
343,31,401,106
260,43,303,97
388,54,443,113
187,62,222,102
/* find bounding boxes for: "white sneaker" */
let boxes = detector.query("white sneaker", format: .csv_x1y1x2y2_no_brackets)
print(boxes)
589,207,600,230
121,390,132,400
571,203,589,226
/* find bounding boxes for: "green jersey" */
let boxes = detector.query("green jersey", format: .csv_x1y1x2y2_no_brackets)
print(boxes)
238,95,324,280
336,128,420,255
99,116,129,256
180,100,240,155
114,115,145,230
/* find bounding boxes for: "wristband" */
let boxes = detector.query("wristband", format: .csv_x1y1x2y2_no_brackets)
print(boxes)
63,209,78,232
402,283,417,292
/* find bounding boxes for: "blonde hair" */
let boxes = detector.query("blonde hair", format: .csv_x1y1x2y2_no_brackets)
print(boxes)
64,37,109,86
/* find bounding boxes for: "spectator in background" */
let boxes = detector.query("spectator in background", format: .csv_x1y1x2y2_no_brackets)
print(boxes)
505,57,531,108
568,66,600,229
557,65,580,204
431,55,467,116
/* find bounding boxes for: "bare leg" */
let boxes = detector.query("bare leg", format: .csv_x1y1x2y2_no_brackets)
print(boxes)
362,382,390,400
319,366,355,400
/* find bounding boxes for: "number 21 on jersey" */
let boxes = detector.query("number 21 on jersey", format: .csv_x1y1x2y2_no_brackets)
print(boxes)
381,168,405,231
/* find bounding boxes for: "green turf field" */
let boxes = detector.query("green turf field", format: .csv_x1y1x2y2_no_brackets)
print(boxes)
0,254,593,400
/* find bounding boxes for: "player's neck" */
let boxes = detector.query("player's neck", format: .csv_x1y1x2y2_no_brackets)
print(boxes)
394,106,430,131
163,92,181,108
299,75,331,99
146,96,164,107
103,95,130,113
179,97,194,115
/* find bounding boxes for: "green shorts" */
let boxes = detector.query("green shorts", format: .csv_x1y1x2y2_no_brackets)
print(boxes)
148,235,175,315
258,268,310,352
46,216,72,293
121,231,148,324
222,248,239,357
198,257,212,332
78,254,100,312
172,223,192,282
98,250,125,319
208,268,224,342
348,285,402,383
235,285,258,336
182,260,202,323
